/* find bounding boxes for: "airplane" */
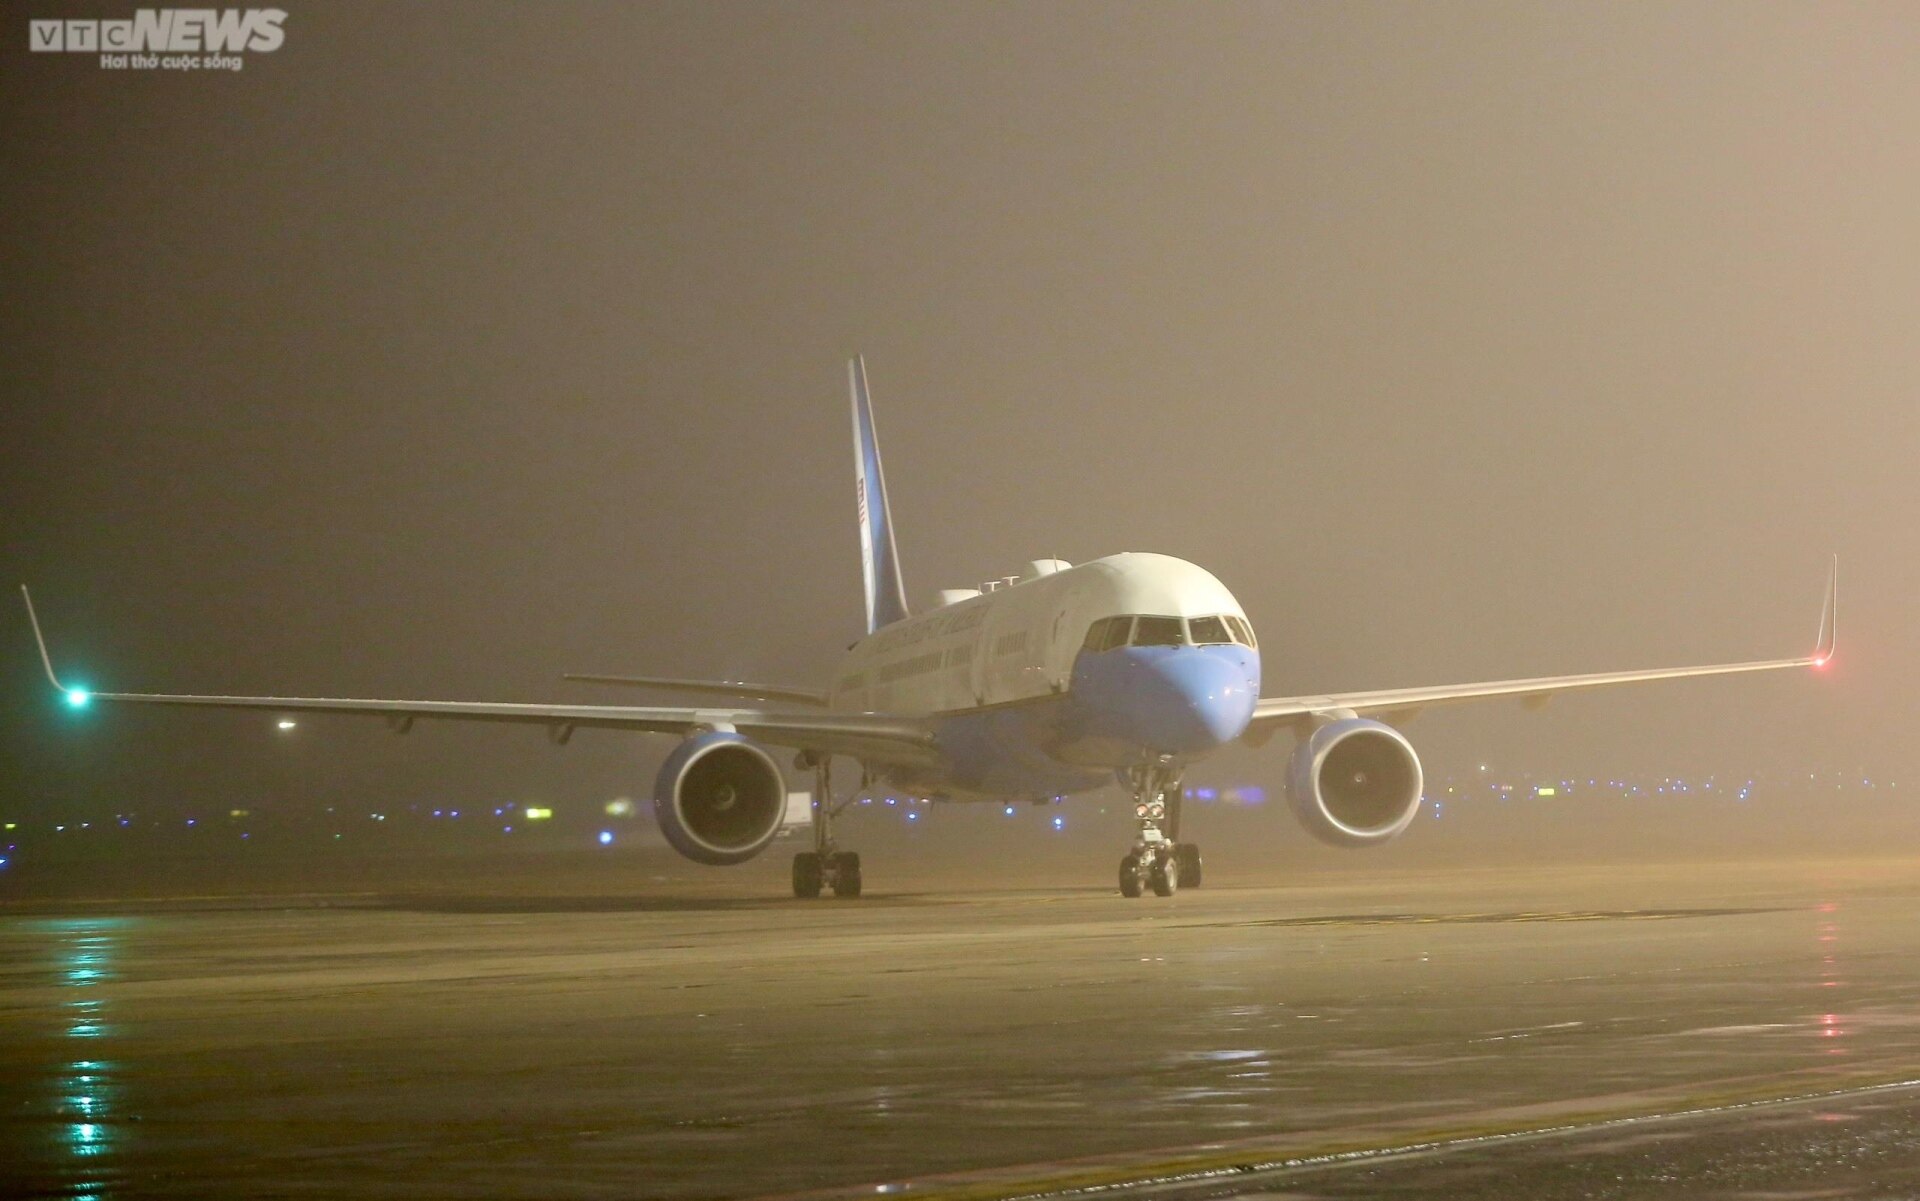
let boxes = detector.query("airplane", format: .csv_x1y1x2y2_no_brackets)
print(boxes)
22,358,1837,899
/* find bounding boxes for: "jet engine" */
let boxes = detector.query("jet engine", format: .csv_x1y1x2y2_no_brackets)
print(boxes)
1287,717,1424,847
653,732,787,866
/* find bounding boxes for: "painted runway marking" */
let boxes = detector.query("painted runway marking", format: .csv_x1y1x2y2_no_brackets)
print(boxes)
1467,1020,1586,1044
987,1076,1920,1201
1216,906,1787,929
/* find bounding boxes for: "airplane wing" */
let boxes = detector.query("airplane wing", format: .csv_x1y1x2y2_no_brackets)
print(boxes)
560,673,827,705
1246,557,1836,736
20,588,932,766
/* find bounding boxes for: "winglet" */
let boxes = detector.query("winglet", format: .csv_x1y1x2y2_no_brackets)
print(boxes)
19,585,73,693
1813,554,1837,667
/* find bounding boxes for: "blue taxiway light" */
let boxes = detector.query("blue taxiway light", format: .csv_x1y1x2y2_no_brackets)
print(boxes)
597,830,614,846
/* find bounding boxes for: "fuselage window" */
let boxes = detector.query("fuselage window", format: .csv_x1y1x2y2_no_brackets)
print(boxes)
1188,615,1232,645
1131,616,1186,647
877,651,944,683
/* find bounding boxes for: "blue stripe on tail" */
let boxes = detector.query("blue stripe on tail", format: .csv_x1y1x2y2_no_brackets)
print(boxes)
850,356,910,634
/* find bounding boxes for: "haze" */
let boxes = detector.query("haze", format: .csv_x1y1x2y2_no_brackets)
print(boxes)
2,3,1914,858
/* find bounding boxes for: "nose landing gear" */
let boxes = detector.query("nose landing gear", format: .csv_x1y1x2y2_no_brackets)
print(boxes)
1118,759,1202,898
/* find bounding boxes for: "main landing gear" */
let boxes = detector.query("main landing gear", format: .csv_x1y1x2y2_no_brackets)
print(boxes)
792,754,862,899
1118,759,1202,898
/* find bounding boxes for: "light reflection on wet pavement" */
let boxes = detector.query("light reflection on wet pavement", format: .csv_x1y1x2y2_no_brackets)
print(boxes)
3,858,1920,1199
3,919,128,1200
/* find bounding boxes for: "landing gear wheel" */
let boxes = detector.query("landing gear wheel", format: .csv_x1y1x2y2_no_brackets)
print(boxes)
1148,850,1179,897
792,852,823,899
1118,852,1144,898
830,851,863,898
1174,843,1202,889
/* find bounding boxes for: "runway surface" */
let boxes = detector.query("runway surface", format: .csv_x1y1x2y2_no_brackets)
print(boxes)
5,854,1920,1199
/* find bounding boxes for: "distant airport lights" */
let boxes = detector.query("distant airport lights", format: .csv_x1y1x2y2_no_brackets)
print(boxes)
5,770,1875,845
275,719,296,731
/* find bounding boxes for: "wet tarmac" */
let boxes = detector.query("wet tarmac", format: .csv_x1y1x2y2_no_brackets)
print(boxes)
1209,1080,1920,1199
5,854,1920,1199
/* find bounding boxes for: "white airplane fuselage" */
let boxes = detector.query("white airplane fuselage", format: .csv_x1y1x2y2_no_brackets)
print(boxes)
828,552,1261,799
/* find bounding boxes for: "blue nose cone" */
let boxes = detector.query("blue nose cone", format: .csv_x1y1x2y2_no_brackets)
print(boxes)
1133,649,1257,753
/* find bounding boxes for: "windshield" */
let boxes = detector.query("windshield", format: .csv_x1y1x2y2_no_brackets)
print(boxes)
1083,616,1133,652
1130,616,1186,646
1188,616,1232,645
1084,614,1257,650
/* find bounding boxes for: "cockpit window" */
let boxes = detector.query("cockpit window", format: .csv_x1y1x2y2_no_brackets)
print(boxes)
1187,616,1232,645
1131,616,1186,647
1083,616,1133,652
1085,614,1255,651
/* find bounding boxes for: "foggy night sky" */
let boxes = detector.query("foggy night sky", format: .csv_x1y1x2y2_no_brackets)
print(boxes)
1,3,1914,831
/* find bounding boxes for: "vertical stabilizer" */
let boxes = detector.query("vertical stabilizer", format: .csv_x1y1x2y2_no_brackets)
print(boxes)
850,356,910,634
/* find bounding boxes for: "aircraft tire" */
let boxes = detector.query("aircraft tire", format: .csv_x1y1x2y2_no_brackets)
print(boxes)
1149,851,1178,897
1118,852,1144,898
792,852,823,898
830,851,863,898
1174,843,1202,889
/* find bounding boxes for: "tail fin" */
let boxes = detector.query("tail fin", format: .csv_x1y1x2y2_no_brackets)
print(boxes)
850,356,910,634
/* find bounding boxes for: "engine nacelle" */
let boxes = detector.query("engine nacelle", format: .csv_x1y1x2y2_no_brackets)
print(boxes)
652,732,787,866
1287,717,1424,847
